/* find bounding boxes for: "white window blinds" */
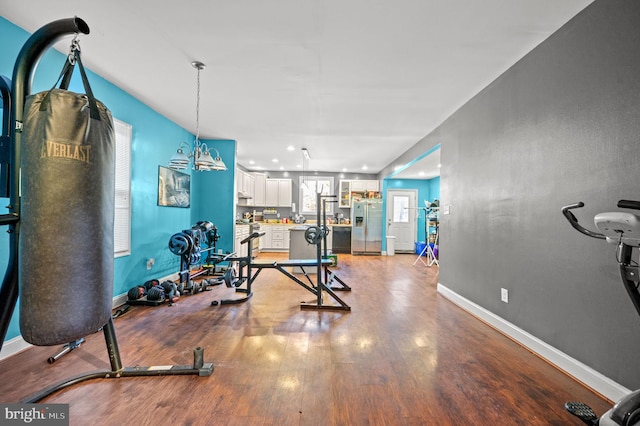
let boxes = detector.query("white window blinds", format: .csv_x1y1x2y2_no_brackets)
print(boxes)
113,118,131,257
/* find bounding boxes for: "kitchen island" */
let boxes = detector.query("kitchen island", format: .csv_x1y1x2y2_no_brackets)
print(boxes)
288,226,320,273
259,222,350,253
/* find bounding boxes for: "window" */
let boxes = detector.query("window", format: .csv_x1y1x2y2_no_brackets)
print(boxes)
114,118,131,257
393,195,409,223
299,176,334,215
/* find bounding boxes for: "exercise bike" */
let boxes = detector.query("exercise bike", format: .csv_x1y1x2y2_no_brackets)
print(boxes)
562,200,640,426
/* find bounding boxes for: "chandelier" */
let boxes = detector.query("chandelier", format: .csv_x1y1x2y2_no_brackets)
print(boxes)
168,61,226,172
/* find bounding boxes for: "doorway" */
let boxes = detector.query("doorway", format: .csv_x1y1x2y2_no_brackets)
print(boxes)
386,189,417,252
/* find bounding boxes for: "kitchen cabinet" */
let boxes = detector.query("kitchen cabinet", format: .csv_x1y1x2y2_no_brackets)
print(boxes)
259,225,272,249
253,173,266,207
265,180,278,206
265,178,292,207
234,225,250,257
339,180,351,208
351,179,379,192
339,179,380,208
237,170,254,205
244,171,255,198
259,223,297,251
271,225,285,249
260,223,337,252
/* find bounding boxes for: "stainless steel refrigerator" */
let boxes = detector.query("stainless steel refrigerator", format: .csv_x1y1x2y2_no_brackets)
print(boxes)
351,199,383,254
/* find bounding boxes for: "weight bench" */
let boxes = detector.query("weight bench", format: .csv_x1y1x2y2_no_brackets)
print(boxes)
211,232,351,311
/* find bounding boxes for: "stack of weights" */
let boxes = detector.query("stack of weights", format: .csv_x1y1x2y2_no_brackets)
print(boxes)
127,279,180,303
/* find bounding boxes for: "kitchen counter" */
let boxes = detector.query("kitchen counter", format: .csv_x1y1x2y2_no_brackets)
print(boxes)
256,223,349,253
256,222,351,227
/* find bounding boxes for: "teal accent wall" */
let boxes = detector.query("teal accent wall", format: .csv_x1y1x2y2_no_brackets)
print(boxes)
0,17,235,344
191,139,236,254
381,176,440,250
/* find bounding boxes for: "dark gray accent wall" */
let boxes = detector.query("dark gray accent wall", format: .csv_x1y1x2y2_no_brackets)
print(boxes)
421,1,640,389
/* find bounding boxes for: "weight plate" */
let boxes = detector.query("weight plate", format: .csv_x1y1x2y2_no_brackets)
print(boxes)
168,232,193,255
305,226,322,245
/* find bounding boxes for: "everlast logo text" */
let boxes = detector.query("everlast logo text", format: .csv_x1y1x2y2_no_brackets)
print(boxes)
41,140,91,163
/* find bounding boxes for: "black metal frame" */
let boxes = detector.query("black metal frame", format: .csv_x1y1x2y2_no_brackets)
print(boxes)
562,201,640,318
167,222,225,295
562,201,640,424
0,74,11,198
0,17,212,403
213,192,352,311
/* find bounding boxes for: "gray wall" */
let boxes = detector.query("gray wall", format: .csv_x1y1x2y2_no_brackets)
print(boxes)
417,1,640,389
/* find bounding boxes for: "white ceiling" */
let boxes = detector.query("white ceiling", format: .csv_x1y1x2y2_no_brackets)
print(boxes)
1,0,593,180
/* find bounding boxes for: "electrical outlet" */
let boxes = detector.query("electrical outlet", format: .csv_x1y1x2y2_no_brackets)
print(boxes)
146,258,155,270
501,288,509,303
443,205,450,215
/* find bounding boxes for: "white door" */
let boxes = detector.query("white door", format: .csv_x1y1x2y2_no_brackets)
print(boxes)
386,189,417,252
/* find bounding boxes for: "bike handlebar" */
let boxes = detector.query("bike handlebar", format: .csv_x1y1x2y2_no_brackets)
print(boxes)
561,202,606,240
618,199,640,211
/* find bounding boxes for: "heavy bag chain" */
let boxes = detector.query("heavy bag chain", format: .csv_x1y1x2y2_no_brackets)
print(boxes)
67,34,80,65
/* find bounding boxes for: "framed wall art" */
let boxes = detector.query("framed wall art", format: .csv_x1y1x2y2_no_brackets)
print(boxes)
158,166,190,208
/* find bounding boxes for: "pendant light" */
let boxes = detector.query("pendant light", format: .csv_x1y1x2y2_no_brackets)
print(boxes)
168,61,226,172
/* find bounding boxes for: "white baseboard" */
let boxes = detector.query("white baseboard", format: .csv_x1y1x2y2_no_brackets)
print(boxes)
0,272,180,361
112,293,129,309
437,282,630,403
0,335,32,360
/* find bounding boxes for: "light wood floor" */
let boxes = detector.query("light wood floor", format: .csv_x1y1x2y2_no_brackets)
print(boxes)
0,253,609,425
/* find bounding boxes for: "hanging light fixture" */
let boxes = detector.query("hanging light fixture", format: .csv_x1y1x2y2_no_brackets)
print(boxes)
301,147,310,191
168,61,227,172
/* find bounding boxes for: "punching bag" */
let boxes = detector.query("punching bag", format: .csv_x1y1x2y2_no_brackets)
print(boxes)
19,52,115,346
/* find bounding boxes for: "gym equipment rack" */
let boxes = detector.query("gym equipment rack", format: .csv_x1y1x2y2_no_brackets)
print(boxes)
213,193,351,311
168,221,226,294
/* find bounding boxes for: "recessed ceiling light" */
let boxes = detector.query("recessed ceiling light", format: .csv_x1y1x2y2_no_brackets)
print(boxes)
296,164,302,168
419,171,425,176
249,160,255,165
342,168,347,172
362,165,368,170
279,166,284,170
287,146,295,151
272,158,279,163
437,163,442,168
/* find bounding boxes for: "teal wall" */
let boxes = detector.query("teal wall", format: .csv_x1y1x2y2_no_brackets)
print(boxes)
381,176,440,250
191,139,236,254
0,17,235,344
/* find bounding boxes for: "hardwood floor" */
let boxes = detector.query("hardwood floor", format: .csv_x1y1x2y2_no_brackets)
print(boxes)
0,253,610,425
